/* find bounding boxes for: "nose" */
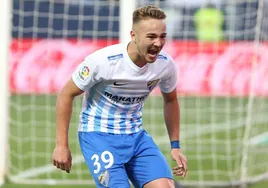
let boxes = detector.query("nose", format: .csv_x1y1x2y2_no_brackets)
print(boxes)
153,38,162,47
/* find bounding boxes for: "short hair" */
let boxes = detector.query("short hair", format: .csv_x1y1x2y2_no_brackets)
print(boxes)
132,5,166,24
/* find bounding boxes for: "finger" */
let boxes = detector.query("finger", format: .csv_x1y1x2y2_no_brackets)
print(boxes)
180,159,187,178
175,167,186,178
173,168,184,175
65,164,71,173
60,163,66,171
180,156,187,170
56,162,61,169
56,162,66,170
175,158,183,168
173,171,183,177
173,172,183,176
53,160,57,166
182,168,188,178
65,160,72,173
175,167,184,172
173,167,187,177
173,170,184,177
172,166,184,171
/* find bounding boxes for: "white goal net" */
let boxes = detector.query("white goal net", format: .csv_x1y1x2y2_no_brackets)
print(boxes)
5,0,268,187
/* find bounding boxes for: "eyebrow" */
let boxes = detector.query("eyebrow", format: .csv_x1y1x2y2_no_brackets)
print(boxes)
146,33,167,36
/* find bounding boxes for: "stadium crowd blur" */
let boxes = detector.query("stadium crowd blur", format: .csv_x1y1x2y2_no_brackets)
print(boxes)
12,0,267,41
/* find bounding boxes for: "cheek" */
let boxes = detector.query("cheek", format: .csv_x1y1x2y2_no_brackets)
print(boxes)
160,38,166,45
138,43,148,51
136,43,146,55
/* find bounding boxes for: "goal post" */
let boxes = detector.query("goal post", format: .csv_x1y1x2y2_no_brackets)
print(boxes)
0,0,11,186
119,0,135,44
240,0,264,186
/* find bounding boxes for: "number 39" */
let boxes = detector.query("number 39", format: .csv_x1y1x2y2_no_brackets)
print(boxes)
91,151,114,174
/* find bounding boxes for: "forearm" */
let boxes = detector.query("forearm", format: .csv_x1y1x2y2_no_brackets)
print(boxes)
163,98,180,142
56,91,74,147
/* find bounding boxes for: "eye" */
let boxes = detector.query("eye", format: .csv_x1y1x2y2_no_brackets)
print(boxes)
147,36,155,39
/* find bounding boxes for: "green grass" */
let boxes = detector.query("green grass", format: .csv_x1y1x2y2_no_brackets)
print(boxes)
4,95,268,188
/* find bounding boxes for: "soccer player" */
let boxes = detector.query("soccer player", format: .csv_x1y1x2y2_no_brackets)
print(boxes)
52,5,187,188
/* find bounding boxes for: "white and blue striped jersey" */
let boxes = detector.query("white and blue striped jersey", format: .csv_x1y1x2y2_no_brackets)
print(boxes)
72,43,177,134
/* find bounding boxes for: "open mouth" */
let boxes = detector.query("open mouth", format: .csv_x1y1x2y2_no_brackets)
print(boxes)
147,49,159,58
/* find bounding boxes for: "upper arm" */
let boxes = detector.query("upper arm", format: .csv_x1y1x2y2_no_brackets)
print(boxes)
60,78,85,98
158,58,178,94
161,88,178,103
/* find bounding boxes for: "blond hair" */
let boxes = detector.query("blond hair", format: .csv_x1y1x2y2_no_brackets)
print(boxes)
132,5,166,24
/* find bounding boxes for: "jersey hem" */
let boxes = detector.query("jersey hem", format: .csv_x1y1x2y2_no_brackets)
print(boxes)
77,126,144,135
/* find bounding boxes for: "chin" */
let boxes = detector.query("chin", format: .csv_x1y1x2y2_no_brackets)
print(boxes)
147,59,156,63
147,57,158,63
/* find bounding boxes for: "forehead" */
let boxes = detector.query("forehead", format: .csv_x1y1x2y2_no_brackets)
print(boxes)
135,18,166,34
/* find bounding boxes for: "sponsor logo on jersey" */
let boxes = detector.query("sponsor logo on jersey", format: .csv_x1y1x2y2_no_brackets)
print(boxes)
107,54,123,61
113,82,128,86
98,170,109,187
78,66,90,80
157,54,168,60
104,91,148,105
147,79,160,91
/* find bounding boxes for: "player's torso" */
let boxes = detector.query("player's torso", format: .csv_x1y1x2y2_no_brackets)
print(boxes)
100,54,164,105
79,44,170,134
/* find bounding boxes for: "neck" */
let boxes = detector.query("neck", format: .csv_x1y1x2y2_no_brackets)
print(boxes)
127,41,147,68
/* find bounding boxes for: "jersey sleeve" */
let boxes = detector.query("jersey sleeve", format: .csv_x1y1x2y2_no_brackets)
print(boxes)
72,56,104,91
158,58,178,93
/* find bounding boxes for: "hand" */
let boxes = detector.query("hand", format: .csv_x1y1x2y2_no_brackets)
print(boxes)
52,146,72,173
171,148,187,178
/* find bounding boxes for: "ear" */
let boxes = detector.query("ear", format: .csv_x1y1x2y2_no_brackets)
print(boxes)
130,30,136,43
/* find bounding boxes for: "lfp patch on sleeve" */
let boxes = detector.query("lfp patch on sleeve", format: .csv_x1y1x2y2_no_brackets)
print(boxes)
78,66,90,80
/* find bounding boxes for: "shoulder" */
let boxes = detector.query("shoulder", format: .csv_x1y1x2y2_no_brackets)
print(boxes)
150,50,176,73
157,51,169,61
156,50,174,64
85,43,125,63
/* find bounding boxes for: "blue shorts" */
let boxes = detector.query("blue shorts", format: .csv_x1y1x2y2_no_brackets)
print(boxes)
78,130,173,188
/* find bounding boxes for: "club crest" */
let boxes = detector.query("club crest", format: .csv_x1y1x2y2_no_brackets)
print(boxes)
147,79,160,91
98,170,110,187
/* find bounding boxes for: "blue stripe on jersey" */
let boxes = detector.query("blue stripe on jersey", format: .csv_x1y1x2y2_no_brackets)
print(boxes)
107,103,117,133
135,106,143,128
129,125,142,133
118,106,131,134
129,104,142,133
82,87,96,131
94,93,108,132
